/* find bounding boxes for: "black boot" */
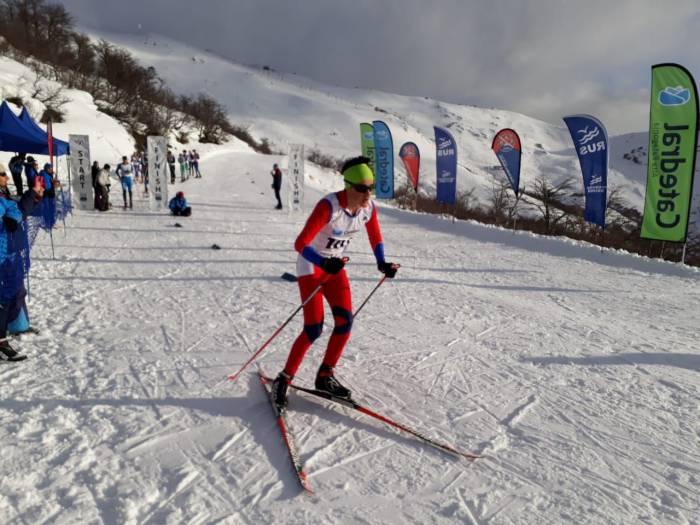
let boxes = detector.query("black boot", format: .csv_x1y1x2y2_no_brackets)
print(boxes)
0,339,27,362
315,364,351,399
271,371,292,413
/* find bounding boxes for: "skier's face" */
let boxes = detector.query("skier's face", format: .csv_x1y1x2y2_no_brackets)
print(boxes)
349,178,374,207
0,171,8,188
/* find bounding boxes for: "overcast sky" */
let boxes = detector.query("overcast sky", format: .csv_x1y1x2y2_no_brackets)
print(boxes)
56,0,700,135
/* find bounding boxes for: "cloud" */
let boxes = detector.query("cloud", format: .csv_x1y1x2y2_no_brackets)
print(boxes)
56,0,700,134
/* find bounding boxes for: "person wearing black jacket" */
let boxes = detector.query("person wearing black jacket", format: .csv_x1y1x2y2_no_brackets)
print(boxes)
271,163,283,210
91,160,100,209
8,153,25,196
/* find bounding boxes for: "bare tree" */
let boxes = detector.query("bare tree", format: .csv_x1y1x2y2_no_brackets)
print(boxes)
528,174,576,234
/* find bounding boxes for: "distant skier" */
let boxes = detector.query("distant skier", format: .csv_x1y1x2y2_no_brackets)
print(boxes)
115,156,133,209
271,156,399,411
271,163,283,209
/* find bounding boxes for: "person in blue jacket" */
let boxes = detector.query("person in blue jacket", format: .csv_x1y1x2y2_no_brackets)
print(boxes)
38,163,56,197
0,163,43,361
24,156,39,189
169,191,191,217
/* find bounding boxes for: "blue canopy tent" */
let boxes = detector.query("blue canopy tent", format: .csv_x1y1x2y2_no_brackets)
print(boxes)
0,101,72,258
0,101,50,153
18,106,69,156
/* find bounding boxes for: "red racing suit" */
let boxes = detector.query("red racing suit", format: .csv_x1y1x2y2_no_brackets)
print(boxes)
282,190,385,377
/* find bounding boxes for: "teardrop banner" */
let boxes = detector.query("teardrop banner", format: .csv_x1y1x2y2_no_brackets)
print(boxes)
641,63,699,242
399,141,420,191
372,121,394,199
360,122,376,174
434,126,457,205
491,128,521,196
562,116,608,228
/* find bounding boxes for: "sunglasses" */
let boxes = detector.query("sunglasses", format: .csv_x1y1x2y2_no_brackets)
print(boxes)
350,183,375,194
0,172,7,177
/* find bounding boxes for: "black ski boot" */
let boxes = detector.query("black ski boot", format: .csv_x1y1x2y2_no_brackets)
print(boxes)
315,364,351,399
271,371,292,413
0,339,27,362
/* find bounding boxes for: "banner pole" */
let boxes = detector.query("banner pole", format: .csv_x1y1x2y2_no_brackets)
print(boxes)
681,242,687,264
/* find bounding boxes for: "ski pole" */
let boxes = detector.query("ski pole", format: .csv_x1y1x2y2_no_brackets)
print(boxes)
353,264,400,318
228,283,324,382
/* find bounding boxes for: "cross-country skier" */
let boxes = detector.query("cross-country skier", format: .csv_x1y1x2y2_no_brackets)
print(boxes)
115,156,133,209
271,156,399,411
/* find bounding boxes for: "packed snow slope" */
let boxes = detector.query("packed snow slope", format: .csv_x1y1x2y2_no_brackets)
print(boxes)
1,149,698,524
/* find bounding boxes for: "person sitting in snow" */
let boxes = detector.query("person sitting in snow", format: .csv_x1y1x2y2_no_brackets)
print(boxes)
169,191,191,217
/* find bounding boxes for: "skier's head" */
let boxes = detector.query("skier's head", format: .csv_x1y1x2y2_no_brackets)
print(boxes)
341,156,374,192
273,163,278,169
176,191,184,198
103,163,111,170
44,163,53,171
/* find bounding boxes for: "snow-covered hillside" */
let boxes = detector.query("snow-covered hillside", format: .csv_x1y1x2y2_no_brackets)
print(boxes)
89,30,668,214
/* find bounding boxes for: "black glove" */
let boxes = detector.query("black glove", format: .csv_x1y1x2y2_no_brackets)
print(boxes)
44,188,55,198
3,216,19,232
321,257,345,274
378,261,399,278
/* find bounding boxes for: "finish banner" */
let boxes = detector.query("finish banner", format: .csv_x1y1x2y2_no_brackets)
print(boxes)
434,126,457,204
563,115,608,227
68,134,92,210
147,135,168,211
641,63,699,241
491,128,521,195
360,123,376,173
288,143,305,212
399,142,420,191
373,120,394,199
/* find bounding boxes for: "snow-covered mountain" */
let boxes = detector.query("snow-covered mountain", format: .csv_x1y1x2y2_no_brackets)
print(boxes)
90,30,674,213
0,28,699,525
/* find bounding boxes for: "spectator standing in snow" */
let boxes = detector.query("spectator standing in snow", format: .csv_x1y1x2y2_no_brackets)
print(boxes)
269,156,400,411
187,151,195,178
38,163,56,198
131,152,141,183
115,156,134,209
141,152,149,194
169,191,191,217
192,150,202,178
271,163,283,210
178,151,187,182
167,150,176,184
0,164,44,361
95,163,111,212
91,160,101,209
8,153,25,196
24,156,39,189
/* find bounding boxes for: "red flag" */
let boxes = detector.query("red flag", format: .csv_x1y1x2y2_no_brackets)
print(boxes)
399,142,420,191
47,120,54,165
